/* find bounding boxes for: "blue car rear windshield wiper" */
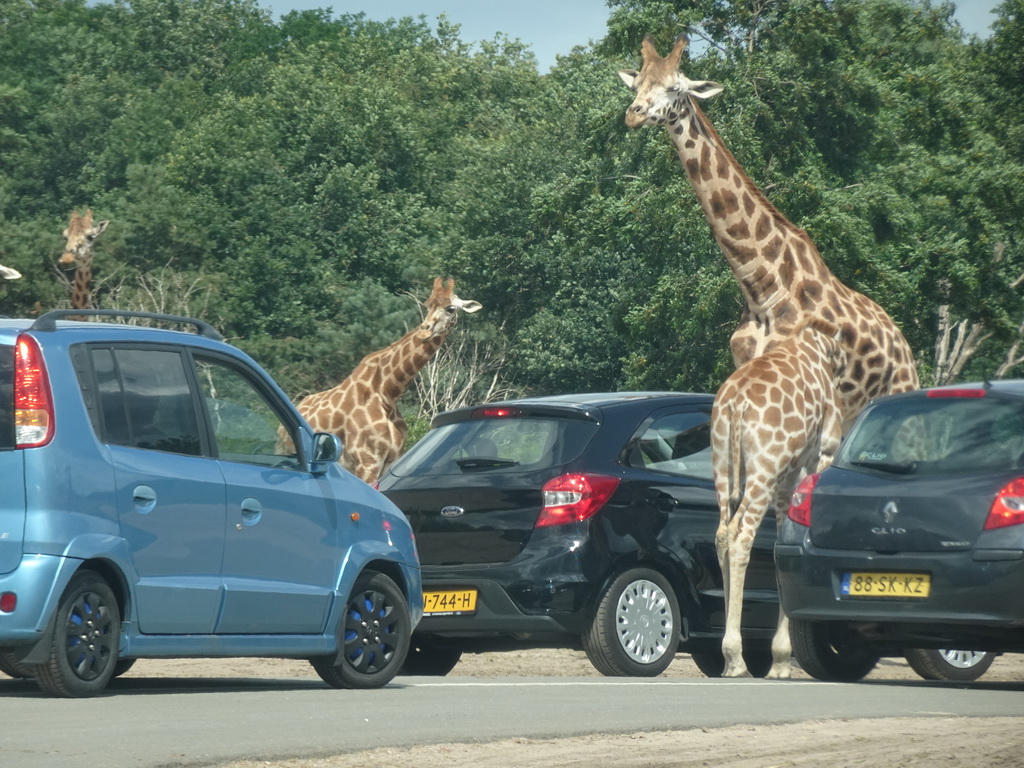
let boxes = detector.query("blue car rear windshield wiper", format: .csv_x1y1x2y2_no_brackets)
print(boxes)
456,457,520,471
849,459,917,474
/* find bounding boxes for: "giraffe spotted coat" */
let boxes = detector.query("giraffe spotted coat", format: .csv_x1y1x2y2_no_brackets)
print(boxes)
620,36,918,433
296,277,481,484
711,317,846,678
60,208,109,312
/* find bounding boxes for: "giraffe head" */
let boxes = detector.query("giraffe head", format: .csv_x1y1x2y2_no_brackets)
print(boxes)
60,209,109,267
414,276,482,341
619,35,723,129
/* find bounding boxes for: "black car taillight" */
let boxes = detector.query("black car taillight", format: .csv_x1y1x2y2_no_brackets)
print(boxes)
14,334,54,448
787,473,819,527
985,478,1024,530
536,473,620,528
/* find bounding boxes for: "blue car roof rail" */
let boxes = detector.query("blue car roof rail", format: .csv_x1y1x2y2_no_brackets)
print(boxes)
31,309,225,341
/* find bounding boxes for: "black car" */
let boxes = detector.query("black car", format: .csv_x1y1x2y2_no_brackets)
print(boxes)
377,392,782,677
776,381,1024,682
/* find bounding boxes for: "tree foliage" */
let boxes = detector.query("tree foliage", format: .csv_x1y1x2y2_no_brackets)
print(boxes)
1,0,1022,424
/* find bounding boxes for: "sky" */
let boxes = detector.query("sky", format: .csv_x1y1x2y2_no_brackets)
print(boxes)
260,0,1004,71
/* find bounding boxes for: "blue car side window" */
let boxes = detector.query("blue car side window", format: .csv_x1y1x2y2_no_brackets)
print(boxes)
92,347,203,456
194,356,300,469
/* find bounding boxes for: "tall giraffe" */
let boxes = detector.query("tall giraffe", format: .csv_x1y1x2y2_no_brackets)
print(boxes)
621,35,919,678
712,317,845,679
297,277,482,484
60,208,109,311
619,36,918,431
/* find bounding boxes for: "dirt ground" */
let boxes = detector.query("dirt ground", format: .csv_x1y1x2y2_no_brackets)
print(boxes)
126,648,1024,768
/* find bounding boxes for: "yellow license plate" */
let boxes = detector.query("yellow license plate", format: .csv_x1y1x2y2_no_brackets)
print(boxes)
423,589,478,615
841,572,930,598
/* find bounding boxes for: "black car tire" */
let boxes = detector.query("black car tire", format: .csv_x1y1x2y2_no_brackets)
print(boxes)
790,619,880,682
311,572,411,689
690,641,774,678
34,571,121,698
903,648,997,682
400,641,463,676
0,651,35,679
582,568,680,677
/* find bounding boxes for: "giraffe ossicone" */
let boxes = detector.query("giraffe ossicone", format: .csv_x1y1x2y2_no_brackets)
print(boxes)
297,277,482,484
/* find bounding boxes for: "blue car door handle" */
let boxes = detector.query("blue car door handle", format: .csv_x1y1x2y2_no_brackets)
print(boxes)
132,485,157,515
236,498,263,528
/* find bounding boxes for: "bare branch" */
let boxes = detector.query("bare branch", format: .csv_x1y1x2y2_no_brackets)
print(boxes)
411,329,520,421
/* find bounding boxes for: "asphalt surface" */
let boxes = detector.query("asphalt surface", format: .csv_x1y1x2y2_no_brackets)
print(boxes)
3,674,1023,768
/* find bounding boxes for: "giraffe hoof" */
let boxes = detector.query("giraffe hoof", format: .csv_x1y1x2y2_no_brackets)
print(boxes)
722,663,752,678
767,663,792,680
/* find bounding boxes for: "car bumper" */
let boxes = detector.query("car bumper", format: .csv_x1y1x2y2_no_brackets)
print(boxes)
775,526,1024,650
0,554,76,648
415,538,598,638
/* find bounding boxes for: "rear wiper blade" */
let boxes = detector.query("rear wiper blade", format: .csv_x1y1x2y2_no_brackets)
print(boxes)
850,459,917,474
456,457,520,471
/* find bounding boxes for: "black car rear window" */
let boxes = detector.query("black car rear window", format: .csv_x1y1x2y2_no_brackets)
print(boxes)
390,415,599,477
837,394,1024,476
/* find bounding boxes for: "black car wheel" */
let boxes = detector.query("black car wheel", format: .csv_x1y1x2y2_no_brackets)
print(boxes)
690,641,774,678
583,568,680,677
311,572,410,689
0,651,35,679
790,619,880,682
400,641,463,676
904,648,997,682
34,571,121,698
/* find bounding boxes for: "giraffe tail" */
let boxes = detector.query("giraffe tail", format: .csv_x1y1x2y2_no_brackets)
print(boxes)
726,401,746,521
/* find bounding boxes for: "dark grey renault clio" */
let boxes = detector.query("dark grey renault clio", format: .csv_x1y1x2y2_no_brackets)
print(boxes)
776,381,1024,681
376,392,784,677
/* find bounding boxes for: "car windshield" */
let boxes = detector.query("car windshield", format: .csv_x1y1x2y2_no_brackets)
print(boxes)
837,394,1024,476
389,415,599,477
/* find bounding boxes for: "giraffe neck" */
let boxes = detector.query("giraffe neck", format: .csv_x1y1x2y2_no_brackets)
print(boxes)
668,99,834,317
71,260,92,310
357,327,446,405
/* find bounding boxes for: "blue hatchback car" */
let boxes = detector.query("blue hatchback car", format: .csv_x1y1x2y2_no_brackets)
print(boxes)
0,310,422,697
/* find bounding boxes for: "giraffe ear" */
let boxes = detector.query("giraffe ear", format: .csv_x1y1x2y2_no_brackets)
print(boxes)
453,296,482,314
93,220,110,236
686,79,724,99
618,70,639,91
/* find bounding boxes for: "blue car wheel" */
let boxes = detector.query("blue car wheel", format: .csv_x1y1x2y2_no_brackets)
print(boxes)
311,571,411,689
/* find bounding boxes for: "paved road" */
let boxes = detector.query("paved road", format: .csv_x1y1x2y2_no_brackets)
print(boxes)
2,674,1023,767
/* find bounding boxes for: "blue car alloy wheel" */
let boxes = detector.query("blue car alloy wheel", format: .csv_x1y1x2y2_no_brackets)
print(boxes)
34,571,122,697
344,584,400,673
311,571,412,689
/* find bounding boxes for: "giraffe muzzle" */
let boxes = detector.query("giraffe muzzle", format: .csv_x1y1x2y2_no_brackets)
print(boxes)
625,105,648,129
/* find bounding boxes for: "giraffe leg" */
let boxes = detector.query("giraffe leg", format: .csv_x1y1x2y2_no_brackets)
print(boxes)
714,511,742,675
767,473,803,679
768,608,792,680
720,502,757,678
